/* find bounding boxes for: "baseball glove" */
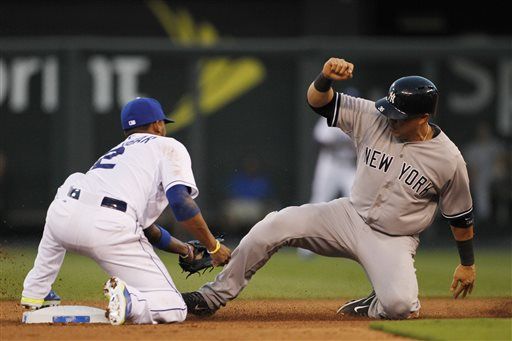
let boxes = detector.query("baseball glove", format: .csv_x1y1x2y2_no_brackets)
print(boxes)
179,237,224,278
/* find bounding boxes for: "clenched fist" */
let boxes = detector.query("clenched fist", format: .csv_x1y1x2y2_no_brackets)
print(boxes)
322,58,354,81
450,264,476,299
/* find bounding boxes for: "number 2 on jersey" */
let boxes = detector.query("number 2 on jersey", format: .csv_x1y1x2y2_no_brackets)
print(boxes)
91,146,125,170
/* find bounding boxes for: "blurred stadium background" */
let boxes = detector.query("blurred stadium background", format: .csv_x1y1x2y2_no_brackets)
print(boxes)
0,0,510,247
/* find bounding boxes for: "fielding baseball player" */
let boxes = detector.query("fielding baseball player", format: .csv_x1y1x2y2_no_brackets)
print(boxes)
20,97,231,325
183,58,476,320
310,116,357,203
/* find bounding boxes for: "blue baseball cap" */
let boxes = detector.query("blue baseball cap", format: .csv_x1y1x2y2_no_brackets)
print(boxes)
121,97,174,130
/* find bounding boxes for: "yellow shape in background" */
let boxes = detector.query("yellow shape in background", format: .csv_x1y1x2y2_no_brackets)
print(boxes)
168,59,266,132
146,0,266,133
200,58,266,115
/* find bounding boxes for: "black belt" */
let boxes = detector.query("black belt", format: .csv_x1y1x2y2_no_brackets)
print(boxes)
68,188,128,213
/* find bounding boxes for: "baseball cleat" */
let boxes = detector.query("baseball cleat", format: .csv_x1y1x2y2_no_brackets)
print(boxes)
182,291,217,316
337,290,376,317
103,277,132,325
21,290,61,310
408,310,420,319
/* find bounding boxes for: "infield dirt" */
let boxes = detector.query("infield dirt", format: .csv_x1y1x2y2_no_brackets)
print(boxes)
2,298,511,340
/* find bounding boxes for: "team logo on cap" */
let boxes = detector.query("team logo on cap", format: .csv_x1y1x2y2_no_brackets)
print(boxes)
128,120,136,126
388,91,396,104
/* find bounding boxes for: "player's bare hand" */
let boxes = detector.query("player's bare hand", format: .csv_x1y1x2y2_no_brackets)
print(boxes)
450,264,476,299
322,58,354,81
211,244,231,267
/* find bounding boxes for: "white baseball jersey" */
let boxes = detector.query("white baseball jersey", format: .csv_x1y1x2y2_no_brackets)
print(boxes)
329,92,473,236
309,117,356,203
22,132,197,324
83,133,198,228
313,117,356,162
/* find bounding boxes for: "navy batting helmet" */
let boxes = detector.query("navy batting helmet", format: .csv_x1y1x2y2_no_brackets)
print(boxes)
375,76,439,120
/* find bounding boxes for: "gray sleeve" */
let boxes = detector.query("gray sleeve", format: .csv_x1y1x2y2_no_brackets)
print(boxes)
335,93,381,144
439,156,473,220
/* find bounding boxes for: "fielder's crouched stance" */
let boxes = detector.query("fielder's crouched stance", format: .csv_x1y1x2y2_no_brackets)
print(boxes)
21,98,231,325
183,58,476,319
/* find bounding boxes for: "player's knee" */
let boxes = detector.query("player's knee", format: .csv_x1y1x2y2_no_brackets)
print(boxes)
239,230,267,250
249,211,282,235
269,208,303,231
157,309,186,323
239,211,288,248
381,297,415,320
175,310,187,323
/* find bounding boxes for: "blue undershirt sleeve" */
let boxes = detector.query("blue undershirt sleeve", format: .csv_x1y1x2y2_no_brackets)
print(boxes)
166,184,200,221
154,225,172,250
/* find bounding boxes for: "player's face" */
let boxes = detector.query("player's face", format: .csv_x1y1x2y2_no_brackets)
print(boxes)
388,115,428,141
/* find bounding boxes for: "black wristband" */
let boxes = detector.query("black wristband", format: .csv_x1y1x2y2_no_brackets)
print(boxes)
456,239,475,266
313,72,334,92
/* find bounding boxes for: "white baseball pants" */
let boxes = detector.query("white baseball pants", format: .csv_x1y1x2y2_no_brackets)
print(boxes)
22,178,186,324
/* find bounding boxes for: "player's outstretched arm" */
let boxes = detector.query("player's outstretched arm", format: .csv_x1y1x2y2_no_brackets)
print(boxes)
177,213,231,267
450,225,476,299
166,184,231,266
307,57,354,108
143,224,192,257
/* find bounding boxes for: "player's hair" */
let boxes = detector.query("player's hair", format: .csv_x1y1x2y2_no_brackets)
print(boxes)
123,123,153,137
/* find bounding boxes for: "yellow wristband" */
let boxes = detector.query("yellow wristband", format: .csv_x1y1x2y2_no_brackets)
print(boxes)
207,240,221,254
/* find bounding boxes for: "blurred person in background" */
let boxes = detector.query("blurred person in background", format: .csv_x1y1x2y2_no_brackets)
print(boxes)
298,87,358,259
464,122,506,227
309,87,359,204
223,155,277,234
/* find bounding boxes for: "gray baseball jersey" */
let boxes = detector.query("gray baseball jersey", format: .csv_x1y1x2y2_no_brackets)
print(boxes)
330,92,473,236
196,92,474,320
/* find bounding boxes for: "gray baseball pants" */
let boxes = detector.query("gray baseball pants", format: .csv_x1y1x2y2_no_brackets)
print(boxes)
199,198,420,319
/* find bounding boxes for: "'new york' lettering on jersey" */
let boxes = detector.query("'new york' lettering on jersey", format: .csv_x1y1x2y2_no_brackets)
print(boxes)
363,147,394,173
397,162,434,196
362,147,434,197
328,92,472,236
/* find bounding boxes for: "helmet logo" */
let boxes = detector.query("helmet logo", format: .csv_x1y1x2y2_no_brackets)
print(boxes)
388,91,396,104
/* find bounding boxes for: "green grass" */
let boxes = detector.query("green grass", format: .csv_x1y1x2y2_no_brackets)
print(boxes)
370,318,512,341
415,249,512,298
1,245,510,301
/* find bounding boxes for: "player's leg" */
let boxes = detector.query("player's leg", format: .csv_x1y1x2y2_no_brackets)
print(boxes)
21,200,67,308
355,228,420,319
40,189,185,325
298,154,339,259
115,237,186,324
196,198,356,312
88,212,186,324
